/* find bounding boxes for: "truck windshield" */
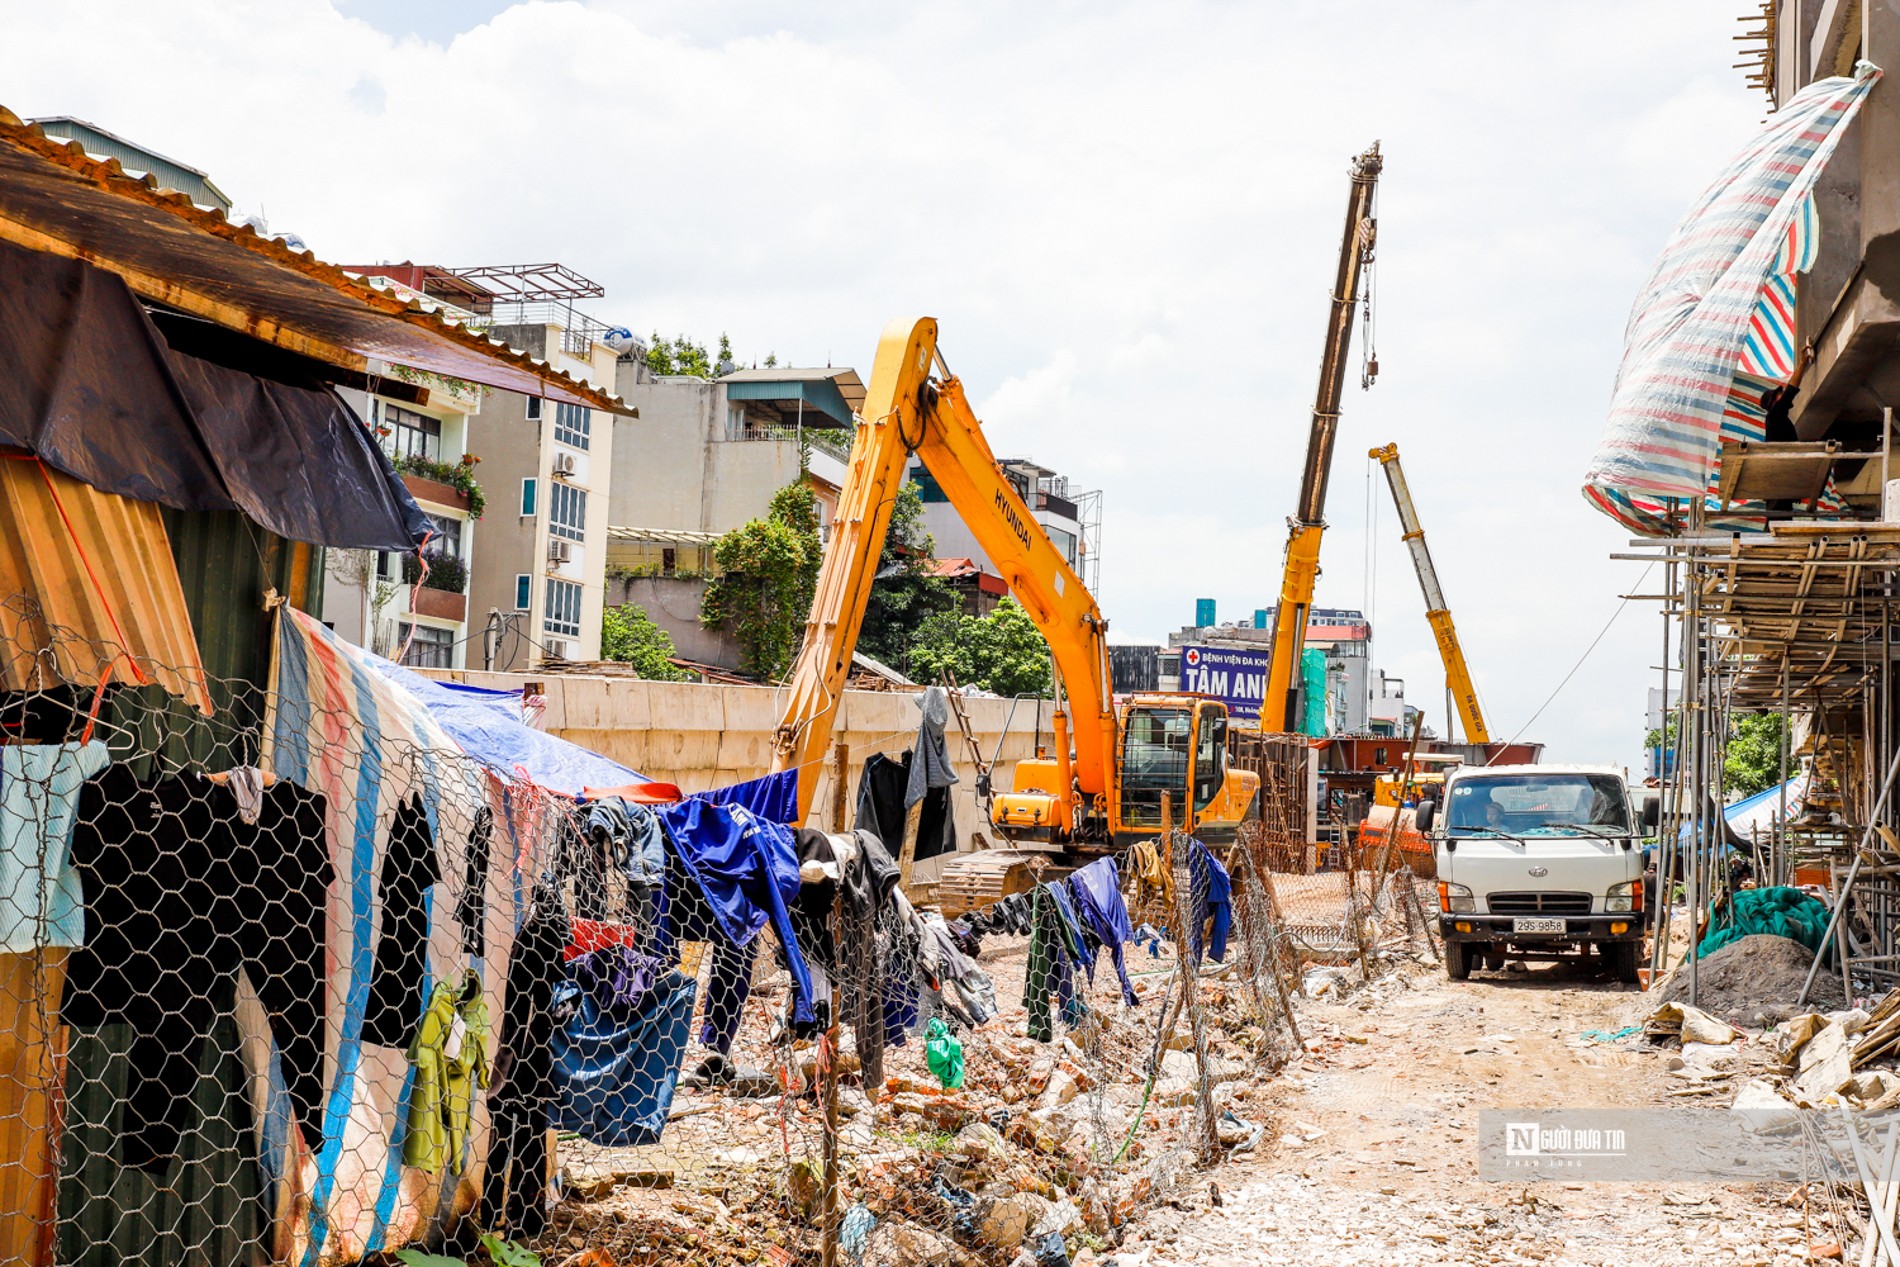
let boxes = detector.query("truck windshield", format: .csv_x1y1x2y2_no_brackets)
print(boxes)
1444,774,1630,837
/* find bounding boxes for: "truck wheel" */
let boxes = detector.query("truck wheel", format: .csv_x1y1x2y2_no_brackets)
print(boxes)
1446,942,1472,981
1604,941,1640,984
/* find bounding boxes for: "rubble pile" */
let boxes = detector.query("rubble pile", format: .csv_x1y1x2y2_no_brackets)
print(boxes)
545,935,1308,1267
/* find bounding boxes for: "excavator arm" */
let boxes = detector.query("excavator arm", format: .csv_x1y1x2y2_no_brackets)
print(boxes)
1261,142,1383,732
772,317,1116,827
1369,443,1490,744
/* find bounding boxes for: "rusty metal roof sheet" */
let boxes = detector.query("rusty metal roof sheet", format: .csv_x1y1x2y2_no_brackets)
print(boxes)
0,108,630,415
0,454,211,714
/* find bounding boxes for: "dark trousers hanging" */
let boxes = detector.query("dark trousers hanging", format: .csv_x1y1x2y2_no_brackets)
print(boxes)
481,1095,548,1241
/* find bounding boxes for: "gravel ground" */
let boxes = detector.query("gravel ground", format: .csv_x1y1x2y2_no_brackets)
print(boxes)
1112,955,1849,1267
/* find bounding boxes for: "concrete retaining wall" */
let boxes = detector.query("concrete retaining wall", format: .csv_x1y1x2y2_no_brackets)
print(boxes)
425,670,1054,882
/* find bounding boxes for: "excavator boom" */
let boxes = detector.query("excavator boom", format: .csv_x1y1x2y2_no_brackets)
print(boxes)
1369,442,1490,745
1261,142,1383,733
772,318,1116,825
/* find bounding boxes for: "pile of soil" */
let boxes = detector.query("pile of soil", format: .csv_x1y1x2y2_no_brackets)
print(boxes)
1651,933,1846,1023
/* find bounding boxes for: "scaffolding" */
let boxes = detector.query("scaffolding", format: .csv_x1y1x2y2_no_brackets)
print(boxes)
1619,512,1900,1003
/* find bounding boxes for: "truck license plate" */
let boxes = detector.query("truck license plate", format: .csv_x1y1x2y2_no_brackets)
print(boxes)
1513,917,1567,934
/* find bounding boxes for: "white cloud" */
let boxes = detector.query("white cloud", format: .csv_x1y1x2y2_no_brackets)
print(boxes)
0,0,1764,774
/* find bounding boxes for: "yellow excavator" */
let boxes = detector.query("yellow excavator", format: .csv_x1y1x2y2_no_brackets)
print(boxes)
769,317,1259,905
1261,142,1383,733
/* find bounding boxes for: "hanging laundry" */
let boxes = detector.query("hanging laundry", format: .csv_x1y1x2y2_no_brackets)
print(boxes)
1066,858,1138,1006
659,799,815,1023
64,767,333,1166
0,739,108,952
402,974,491,1174
568,944,666,1012
905,686,960,809
855,750,956,863
551,968,696,1147
916,909,998,1025
790,827,906,1085
483,877,567,1241
402,981,460,1173
689,768,800,824
1125,837,1173,919
1024,885,1084,1043
1186,838,1232,964
460,806,492,956
364,794,441,1048
651,845,758,1056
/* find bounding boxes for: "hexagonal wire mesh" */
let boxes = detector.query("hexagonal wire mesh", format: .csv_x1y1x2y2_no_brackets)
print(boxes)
0,601,1354,1267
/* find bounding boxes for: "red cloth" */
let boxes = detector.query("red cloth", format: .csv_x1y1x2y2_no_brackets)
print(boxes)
565,918,640,962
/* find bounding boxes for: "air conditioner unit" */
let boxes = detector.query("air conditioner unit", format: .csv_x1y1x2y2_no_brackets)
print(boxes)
544,638,570,661
547,539,572,565
552,452,577,477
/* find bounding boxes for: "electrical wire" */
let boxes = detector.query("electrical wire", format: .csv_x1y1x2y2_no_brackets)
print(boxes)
1489,560,1656,760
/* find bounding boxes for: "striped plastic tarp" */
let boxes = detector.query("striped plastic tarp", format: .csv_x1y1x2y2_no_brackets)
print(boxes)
264,607,493,1265
1583,63,1880,536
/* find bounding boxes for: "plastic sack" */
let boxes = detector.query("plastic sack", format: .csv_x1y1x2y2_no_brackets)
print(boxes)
925,1017,965,1089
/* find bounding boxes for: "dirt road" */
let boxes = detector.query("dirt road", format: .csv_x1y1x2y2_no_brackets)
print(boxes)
1108,959,1841,1267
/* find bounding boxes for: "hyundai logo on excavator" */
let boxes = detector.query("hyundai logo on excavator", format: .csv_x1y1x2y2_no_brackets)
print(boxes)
994,488,1034,551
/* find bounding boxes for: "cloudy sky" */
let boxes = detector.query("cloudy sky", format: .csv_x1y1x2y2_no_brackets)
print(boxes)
0,0,1769,769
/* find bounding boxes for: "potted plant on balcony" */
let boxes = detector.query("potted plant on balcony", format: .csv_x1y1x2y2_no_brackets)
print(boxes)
402,549,470,622
392,452,486,519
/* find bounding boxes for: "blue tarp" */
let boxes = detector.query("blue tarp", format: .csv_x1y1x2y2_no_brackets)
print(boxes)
366,654,801,815
367,656,649,795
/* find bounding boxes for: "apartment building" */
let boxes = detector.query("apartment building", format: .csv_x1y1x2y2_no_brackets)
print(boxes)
906,455,1102,596
345,262,627,669
608,361,861,551
320,367,486,667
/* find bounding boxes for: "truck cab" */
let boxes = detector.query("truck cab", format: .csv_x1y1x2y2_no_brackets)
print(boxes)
1417,764,1652,983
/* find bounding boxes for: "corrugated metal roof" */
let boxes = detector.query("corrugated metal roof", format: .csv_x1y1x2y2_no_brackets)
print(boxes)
721,366,865,415
0,107,629,415
0,455,211,714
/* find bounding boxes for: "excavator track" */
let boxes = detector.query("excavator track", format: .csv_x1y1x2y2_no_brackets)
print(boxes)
936,848,1065,919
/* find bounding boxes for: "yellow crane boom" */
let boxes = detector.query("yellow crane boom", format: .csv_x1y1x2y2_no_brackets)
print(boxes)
1261,142,1382,733
1369,442,1490,744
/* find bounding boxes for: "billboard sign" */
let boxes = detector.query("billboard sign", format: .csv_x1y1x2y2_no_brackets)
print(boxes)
1176,643,1271,724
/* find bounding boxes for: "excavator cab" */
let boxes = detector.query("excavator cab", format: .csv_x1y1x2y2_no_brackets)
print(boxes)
1114,697,1248,844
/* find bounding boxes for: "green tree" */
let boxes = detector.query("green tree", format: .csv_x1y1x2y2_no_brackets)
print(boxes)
1644,708,1788,798
599,603,689,681
857,482,959,669
1724,712,1787,798
701,479,822,680
645,332,715,379
906,598,1053,697
716,333,734,372
764,352,779,368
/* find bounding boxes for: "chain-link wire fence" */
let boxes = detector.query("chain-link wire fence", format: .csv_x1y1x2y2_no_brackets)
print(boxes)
1,603,1336,1267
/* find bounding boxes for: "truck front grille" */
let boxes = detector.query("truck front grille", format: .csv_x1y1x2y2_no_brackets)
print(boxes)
1486,891,1592,916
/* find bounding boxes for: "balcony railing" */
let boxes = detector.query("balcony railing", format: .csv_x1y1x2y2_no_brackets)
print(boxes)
725,421,852,464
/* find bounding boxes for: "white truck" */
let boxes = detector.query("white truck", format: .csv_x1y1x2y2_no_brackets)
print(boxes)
1415,764,1658,983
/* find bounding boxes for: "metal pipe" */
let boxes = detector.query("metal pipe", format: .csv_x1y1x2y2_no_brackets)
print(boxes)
1797,743,1900,1006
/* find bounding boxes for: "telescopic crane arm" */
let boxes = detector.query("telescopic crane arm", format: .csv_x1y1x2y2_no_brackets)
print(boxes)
1369,442,1490,745
1261,142,1382,733
770,317,1116,827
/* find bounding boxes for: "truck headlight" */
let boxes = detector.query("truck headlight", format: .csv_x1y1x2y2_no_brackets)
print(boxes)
1438,881,1475,914
1606,880,1643,914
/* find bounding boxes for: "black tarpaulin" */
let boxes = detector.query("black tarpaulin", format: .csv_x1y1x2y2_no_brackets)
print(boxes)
0,238,427,551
